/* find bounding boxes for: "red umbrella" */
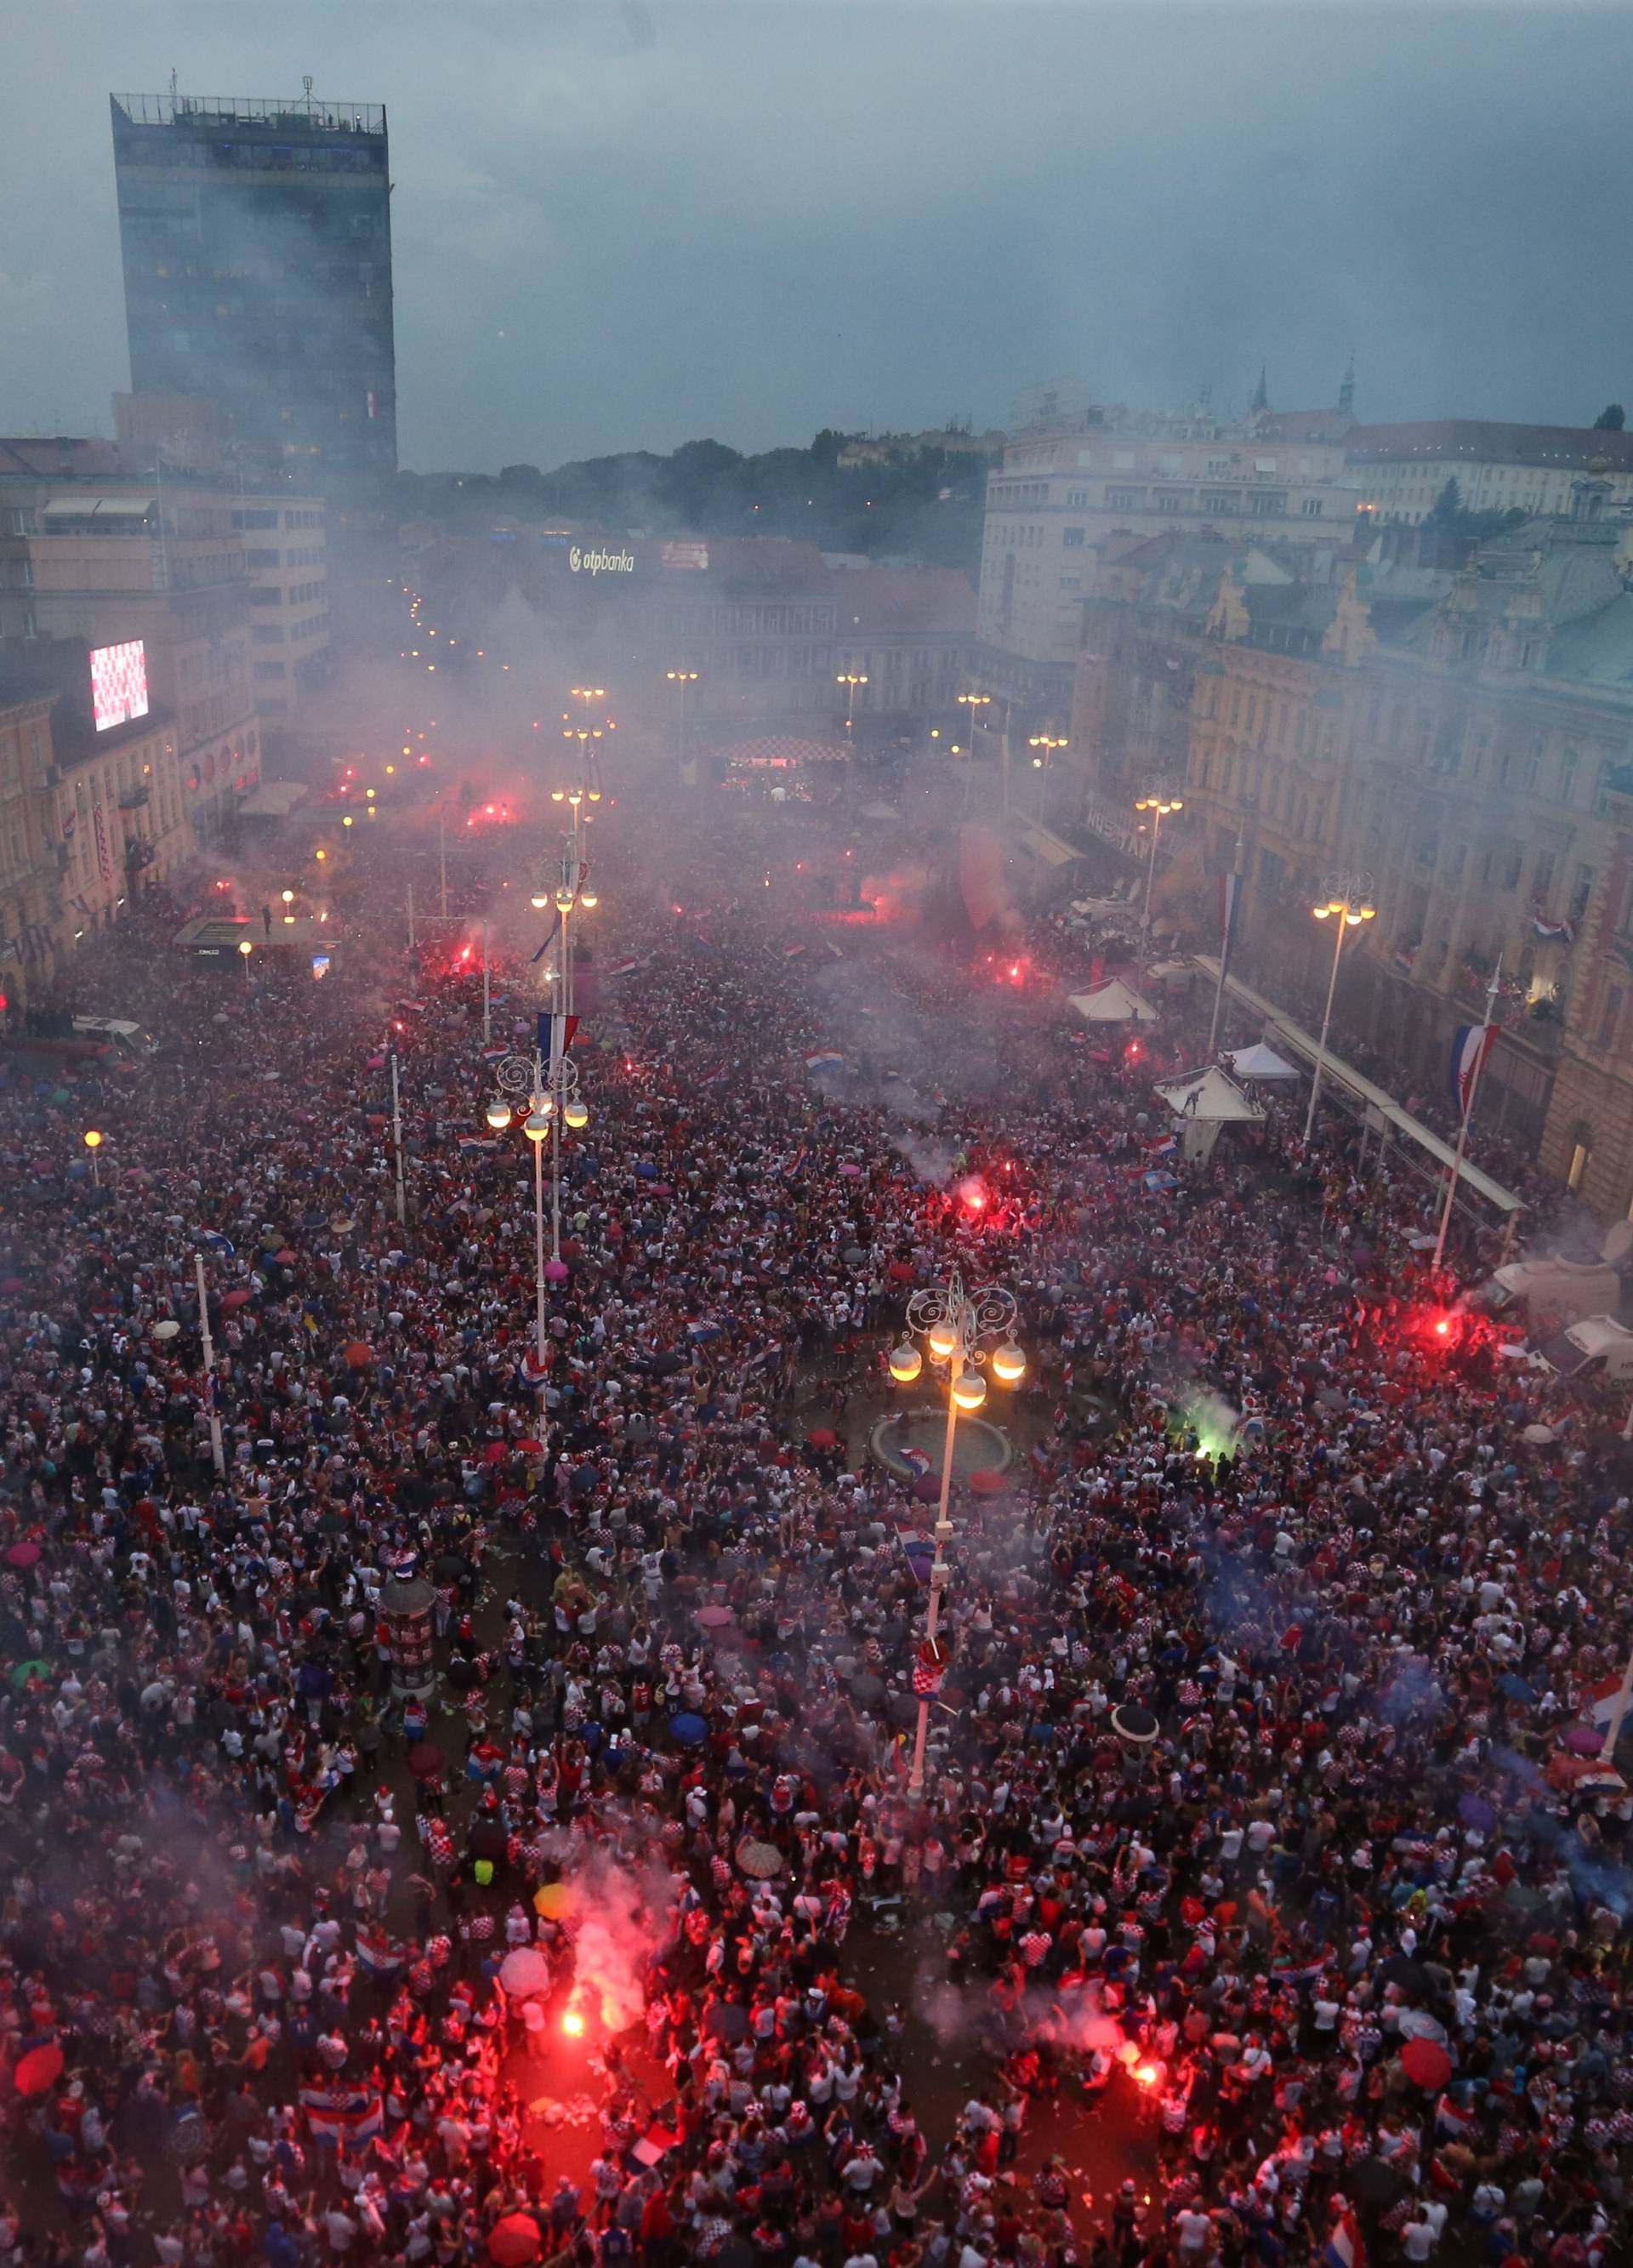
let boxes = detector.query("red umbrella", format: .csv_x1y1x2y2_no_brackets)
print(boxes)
275,1248,299,1264
968,1468,1008,1496
1400,2037,1451,2089
14,2041,64,2095
517,1439,543,1455
1561,1723,1605,1755
697,1604,735,1629
888,1262,916,1282
344,1342,373,1369
407,1741,446,1781
488,2216,542,2267
221,1288,253,1310
911,1473,942,1503
4,1541,41,1569
806,1427,839,1450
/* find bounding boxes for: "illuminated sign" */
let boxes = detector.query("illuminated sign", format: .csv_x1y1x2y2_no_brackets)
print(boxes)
90,641,149,732
568,545,634,576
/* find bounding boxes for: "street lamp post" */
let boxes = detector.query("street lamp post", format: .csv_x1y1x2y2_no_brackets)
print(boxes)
83,1128,102,1188
1304,869,1377,1145
1134,791,1183,935
956,692,992,809
1028,732,1068,828
666,670,699,784
888,1272,1026,1800
486,1040,588,1377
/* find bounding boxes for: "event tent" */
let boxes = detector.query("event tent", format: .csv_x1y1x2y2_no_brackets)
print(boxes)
1068,979,1158,1025
1225,1041,1300,1081
1153,1065,1266,1122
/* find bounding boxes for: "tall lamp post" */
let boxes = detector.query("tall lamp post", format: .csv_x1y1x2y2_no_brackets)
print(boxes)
484,1039,588,1371
666,669,699,784
1304,869,1377,1144
1028,732,1068,827
888,1272,1026,1800
956,691,992,788
1134,790,1183,936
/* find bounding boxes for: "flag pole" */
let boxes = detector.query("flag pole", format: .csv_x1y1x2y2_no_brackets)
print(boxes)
1432,956,1502,1274
1207,833,1244,1057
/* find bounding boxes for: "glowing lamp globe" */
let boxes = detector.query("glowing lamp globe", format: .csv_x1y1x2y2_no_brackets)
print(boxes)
578,884,599,909
952,1366,987,1413
485,1099,512,1131
523,1111,550,1143
927,1319,959,1363
530,888,550,909
555,886,575,914
991,1341,1027,1386
888,1342,922,1385
563,1097,589,1130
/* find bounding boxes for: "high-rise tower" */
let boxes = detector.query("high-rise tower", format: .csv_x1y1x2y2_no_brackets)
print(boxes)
110,85,396,480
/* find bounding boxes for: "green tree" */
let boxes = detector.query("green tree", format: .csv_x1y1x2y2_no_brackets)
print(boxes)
1594,404,1626,431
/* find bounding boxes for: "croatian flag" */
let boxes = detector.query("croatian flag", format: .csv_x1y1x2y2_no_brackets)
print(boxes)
805,1049,843,1072
520,1347,549,1388
1324,2209,1366,2268
300,2087,384,2145
458,1135,498,1154
1584,1673,1628,1731
1449,1023,1498,1114
608,956,641,978
902,1448,933,1479
1141,1134,1178,1159
538,1011,579,1067
1533,915,1575,943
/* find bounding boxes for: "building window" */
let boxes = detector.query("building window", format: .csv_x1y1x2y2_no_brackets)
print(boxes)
1249,493,1288,517
1063,527,1085,548
1596,987,1625,1053
1106,488,1141,511
1568,1140,1592,1193
1301,498,1323,517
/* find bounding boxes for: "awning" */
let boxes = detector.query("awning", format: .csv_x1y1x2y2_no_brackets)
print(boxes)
1017,823,1080,868
1069,979,1159,1025
1154,1066,1265,1123
41,493,156,521
1197,957,1526,1214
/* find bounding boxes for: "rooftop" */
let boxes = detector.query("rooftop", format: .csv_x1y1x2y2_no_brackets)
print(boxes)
112,92,384,134
1346,419,1633,473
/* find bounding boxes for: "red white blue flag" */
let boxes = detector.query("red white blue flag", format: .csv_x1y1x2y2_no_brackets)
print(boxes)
299,2086,384,2144
1449,1023,1498,1115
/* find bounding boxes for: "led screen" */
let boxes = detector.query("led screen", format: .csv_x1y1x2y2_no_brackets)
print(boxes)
90,641,149,732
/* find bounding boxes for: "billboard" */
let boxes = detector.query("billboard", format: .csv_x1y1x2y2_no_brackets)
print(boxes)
90,640,149,732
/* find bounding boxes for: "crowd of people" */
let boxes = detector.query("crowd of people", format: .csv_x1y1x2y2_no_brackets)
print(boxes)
0,783,1629,2268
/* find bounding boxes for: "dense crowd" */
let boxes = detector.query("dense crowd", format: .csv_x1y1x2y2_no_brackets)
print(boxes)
0,791,1630,2268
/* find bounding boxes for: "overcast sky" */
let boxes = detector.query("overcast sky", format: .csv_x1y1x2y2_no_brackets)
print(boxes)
7,1,1633,472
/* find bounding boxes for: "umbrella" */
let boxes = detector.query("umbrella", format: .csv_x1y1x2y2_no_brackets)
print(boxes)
850,1673,886,1706
517,1439,543,1454
534,1881,572,1920
889,1262,916,1282
1345,2159,1406,2213
843,1246,867,1266
806,1427,839,1450
151,1319,181,1341
911,1473,941,1503
469,1815,507,1860
1458,1792,1498,1832
499,1947,550,1998
275,1247,298,1264
9,1660,50,1688
1400,2037,1452,2089
839,1162,862,1178
488,2214,543,2268
221,1288,252,1310
4,1541,41,1569
407,1741,446,1781
702,1998,748,2043
1521,1423,1556,1445
1112,1704,1159,1744
1497,1673,1536,1702
968,1468,1008,1496
669,1712,707,1746
14,2041,64,2095
736,1838,784,1880
1562,1723,1607,1755
696,1604,734,1629
344,1341,373,1368
1380,1955,1429,1993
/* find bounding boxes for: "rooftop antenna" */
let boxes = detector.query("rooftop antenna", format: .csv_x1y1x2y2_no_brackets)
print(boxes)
303,75,316,112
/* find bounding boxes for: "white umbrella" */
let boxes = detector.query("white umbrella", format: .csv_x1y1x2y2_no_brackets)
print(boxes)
499,1946,550,1998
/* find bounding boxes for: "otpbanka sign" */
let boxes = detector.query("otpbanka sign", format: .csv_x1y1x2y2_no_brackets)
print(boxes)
569,545,635,576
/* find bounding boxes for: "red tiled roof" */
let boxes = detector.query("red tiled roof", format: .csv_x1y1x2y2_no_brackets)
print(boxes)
825,566,975,636
0,436,124,479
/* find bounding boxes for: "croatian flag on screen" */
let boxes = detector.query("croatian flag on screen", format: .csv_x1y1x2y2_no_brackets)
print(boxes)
91,641,149,732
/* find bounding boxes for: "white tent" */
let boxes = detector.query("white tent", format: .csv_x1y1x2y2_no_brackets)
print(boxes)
1153,1066,1266,1123
1069,979,1159,1025
1225,1042,1300,1082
